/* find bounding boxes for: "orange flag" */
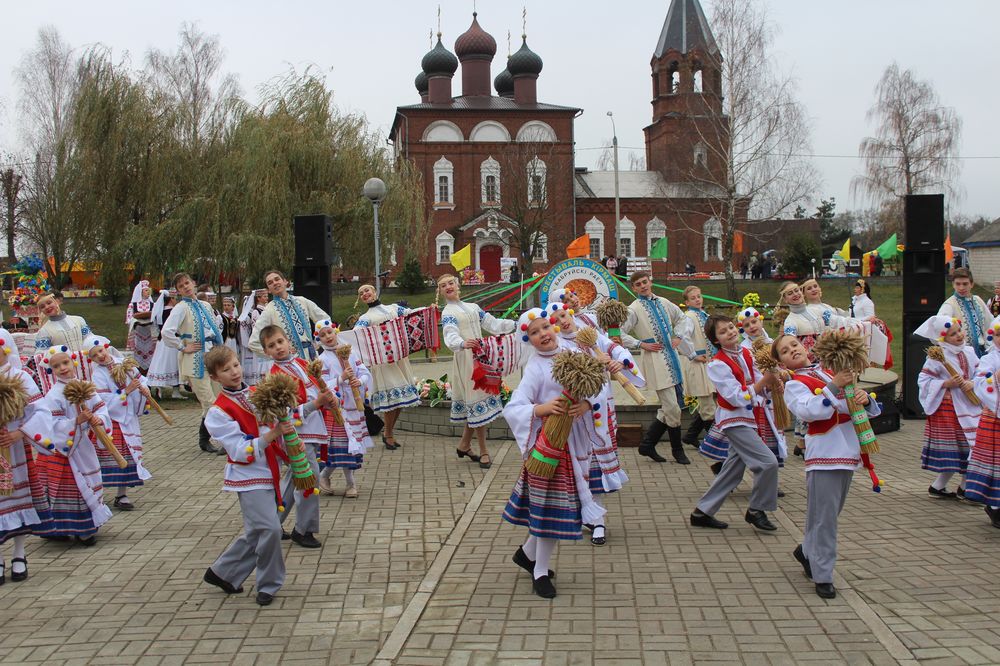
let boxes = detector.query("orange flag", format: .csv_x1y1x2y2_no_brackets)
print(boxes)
733,230,744,253
566,234,590,258
945,232,954,265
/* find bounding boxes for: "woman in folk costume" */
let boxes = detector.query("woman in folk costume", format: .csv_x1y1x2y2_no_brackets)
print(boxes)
85,335,152,511
439,274,516,469
850,279,876,320
679,286,717,449
314,320,373,498
914,315,979,500
0,330,52,584
239,289,270,386
33,292,92,352
549,298,640,546
501,308,606,598
938,267,991,357
27,345,113,546
354,283,419,450
146,290,186,400
220,296,241,356
969,316,1000,528
801,278,852,321
125,280,156,373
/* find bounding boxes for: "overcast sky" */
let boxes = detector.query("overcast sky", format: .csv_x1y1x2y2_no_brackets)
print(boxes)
2,0,997,220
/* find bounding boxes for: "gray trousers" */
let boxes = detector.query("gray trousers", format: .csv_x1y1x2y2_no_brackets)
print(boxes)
803,469,853,584
212,489,286,595
279,442,321,534
696,425,779,516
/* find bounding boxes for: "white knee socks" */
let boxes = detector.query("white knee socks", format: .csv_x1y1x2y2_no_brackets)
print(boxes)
932,472,954,490
12,535,26,560
343,469,355,486
533,537,556,580
522,535,538,561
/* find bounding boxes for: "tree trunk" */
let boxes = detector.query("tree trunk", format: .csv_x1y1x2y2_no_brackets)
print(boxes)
724,195,737,301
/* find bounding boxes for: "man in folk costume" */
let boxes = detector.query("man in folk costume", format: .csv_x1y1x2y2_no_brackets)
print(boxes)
679,286,717,449
125,280,156,373
248,269,331,362
33,292,92,352
938,268,991,357
618,271,693,464
161,273,224,455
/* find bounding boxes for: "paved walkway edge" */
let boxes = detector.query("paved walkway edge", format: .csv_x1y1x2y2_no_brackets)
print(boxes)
373,441,513,665
774,507,918,665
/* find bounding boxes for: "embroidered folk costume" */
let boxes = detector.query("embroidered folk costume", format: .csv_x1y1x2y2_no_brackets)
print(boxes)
969,317,1000,525
125,280,156,372
220,296,242,356
146,290,182,393
355,302,420,412
939,292,991,357
238,290,269,386
249,294,330,361
680,304,717,447
34,312,91,352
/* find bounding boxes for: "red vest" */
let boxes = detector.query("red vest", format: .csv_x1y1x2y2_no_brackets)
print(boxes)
214,391,259,437
713,348,757,411
270,358,319,405
792,371,852,435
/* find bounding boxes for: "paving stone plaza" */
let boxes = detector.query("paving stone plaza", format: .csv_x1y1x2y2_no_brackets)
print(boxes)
1,404,998,665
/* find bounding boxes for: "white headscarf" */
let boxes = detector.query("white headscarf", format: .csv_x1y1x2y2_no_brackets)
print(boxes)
152,289,169,326
126,279,153,326
239,289,266,324
914,315,963,344
223,295,240,319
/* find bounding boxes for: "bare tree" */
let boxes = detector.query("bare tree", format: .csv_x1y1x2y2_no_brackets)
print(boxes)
0,166,24,261
15,26,77,155
596,140,646,172
851,62,963,233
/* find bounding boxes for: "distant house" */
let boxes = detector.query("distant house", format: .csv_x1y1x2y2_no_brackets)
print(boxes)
961,217,1000,284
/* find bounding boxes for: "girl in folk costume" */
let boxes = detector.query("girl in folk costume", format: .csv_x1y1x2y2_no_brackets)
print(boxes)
0,330,52,584
690,315,781,533
679,286,717,449
549,298,641,546
850,279,876,320
987,281,1000,319
738,307,772,352
314,320,373,498
27,346,114,546
502,309,607,598
802,278,853,322
239,289,270,386
220,296,241,356
548,288,599,331
439,274,516,469
777,334,881,599
915,315,980,499
969,316,1000,528
33,292,92,352
85,335,152,511
354,284,419,450
146,290,186,400
125,280,156,373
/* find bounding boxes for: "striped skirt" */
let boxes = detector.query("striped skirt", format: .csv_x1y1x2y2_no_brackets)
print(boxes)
966,410,1000,506
586,455,605,495
96,422,144,488
321,414,362,471
502,445,582,541
0,445,53,544
36,455,99,538
921,395,970,474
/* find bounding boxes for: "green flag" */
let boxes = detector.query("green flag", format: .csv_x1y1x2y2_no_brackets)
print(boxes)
650,236,668,259
874,233,898,260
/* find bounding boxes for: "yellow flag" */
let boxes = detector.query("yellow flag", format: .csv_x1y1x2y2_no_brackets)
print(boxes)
840,237,851,262
450,243,472,272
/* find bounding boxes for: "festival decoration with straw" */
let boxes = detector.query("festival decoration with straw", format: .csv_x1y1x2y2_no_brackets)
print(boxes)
751,338,790,430
575,326,645,405
595,299,630,343
251,373,318,494
110,358,174,425
334,344,365,408
63,379,128,468
306,359,343,425
524,352,606,479
926,346,980,407
0,374,29,496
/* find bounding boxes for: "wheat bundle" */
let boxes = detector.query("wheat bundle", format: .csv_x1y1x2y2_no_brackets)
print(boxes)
335,344,365,409
525,352,607,478
926,346,980,407
576,327,645,405
63,380,127,468
751,338,790,430
812,330,879,455
110,359,173,425
251,373,317,492
0,374,28,496
306,358,343,425
595,299,630,343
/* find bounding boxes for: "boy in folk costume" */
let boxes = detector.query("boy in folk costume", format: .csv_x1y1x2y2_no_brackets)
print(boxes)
161,272,223,455
969,316,1000,528
201,346,289,606
938,268,991,357
86,335,152,511
777,334,881,599
439,274,516,469
33,292,92,352
26,345,114,546
679,286,717,449
549,298,641,546
313,320,373,498
0,330,52,584
501,309,606,598
259,325,335,549
690,315,781,533
915,315,979,499
125,280,156,373
618,271,693,464
248,269,331,361
220,296,242,356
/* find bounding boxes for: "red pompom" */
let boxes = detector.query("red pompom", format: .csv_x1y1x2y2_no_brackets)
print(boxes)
71,353,77,360
246,455,256,463
549,316,557,324
33,434,41,441
520,324,528,331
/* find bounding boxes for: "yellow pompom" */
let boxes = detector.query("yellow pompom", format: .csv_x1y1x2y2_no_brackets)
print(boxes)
245,445,254,454
73,361,79,367
66,440,73,446
595,420,602,427
938,336,945,342
813,388,823,395
277,505,285,513
294,420,302,427
953,318,959,324
2,347,9,354
869,392,876,400
568,309,575,316
988,378,993,385
334,328,340,333
527,312,536,320
743,392,751,400
43,438,51,445
553,325,561,333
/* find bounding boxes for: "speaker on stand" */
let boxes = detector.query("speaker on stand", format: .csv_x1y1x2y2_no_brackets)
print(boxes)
292,214,334,313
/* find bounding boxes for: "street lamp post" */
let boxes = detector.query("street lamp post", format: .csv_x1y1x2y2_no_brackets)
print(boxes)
607,112,621,259
363,177,388,296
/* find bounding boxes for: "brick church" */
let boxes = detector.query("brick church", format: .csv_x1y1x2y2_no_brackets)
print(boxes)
389,0,747,282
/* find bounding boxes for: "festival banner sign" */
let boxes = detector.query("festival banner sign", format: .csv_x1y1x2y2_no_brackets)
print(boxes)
538,258,619,310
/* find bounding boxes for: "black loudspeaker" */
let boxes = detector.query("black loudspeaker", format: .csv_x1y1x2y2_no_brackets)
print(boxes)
904,194,945,250
902,250,946,312
292,265,331,314
294,214,334,266
901,313,932,419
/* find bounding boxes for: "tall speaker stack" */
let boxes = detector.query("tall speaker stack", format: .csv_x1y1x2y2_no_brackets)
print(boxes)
292,214,334,314
901,194,946,419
